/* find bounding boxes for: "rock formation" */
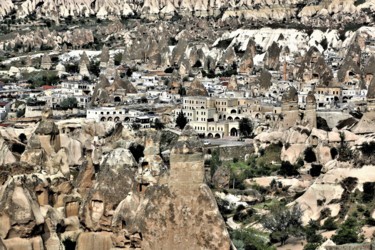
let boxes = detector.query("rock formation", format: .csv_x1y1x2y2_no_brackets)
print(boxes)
100,46,110,68
0,0,373,29
0,118,230,249
140,126,231,250
40,53,52,70
186,78,208,96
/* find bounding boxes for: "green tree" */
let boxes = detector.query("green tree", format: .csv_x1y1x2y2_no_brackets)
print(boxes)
239,118,253,138
178,85,186,96
210,149,221,178
261,205,304,246
322,217,337,230
114,53,122,66
305,220,323,245
16,109,25,118
338,132,354,162
278,161,301,176
89,61,100,77
230,229,276,250
176,110,188,130
131,122,141,131
332,216,362,245
59,97,78,110
153,118,165,130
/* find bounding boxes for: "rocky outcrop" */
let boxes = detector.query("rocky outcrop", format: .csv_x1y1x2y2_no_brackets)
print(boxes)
0,119,229,249
263,42,281,70
186,78,208,96
140,126,231,250
1,0,373,29
40,53,52,70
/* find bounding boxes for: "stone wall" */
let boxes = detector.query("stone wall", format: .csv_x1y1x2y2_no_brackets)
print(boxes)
205,145,253,162
326,243,373,250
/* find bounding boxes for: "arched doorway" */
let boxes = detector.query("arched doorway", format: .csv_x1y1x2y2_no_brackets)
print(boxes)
114,96,121,102
234,117,240,120
114,117,120,122
230,128,238,136
107,117,113,121
215,133,221,139
231,109,237,114
207,133,213,138
100,117,106,121
227,116,233,121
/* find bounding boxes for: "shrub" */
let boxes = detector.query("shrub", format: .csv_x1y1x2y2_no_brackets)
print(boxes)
262,205,304,246
304,243,320,250
210,149,221,178
153,118,165,130
239,118,253,138
337,132,355,162
305,220,323,244
131,122,141,131
114,53,122,65
16,109,25,118
175,111,188,130
230,228,276,250
332,216,362,245
322,217,337,231
362,182,375,203
59,97,78,110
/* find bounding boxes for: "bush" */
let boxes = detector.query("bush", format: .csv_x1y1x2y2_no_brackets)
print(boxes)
362,182,375,203
262,205,304,246
210,149,221,178
304,243,320,250
337,132,354,162
24,71,60,87
305,220,323,244
153,118,165,130
59,97,78,110
331,216,362,245
230,229,276,250
175,111,188,130
16,109,25,118
131,122,141,131
322,217,337,231
239,118,253,138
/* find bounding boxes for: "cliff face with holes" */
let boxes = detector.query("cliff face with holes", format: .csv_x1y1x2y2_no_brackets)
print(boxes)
0,114,230,250
1,0,375,28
